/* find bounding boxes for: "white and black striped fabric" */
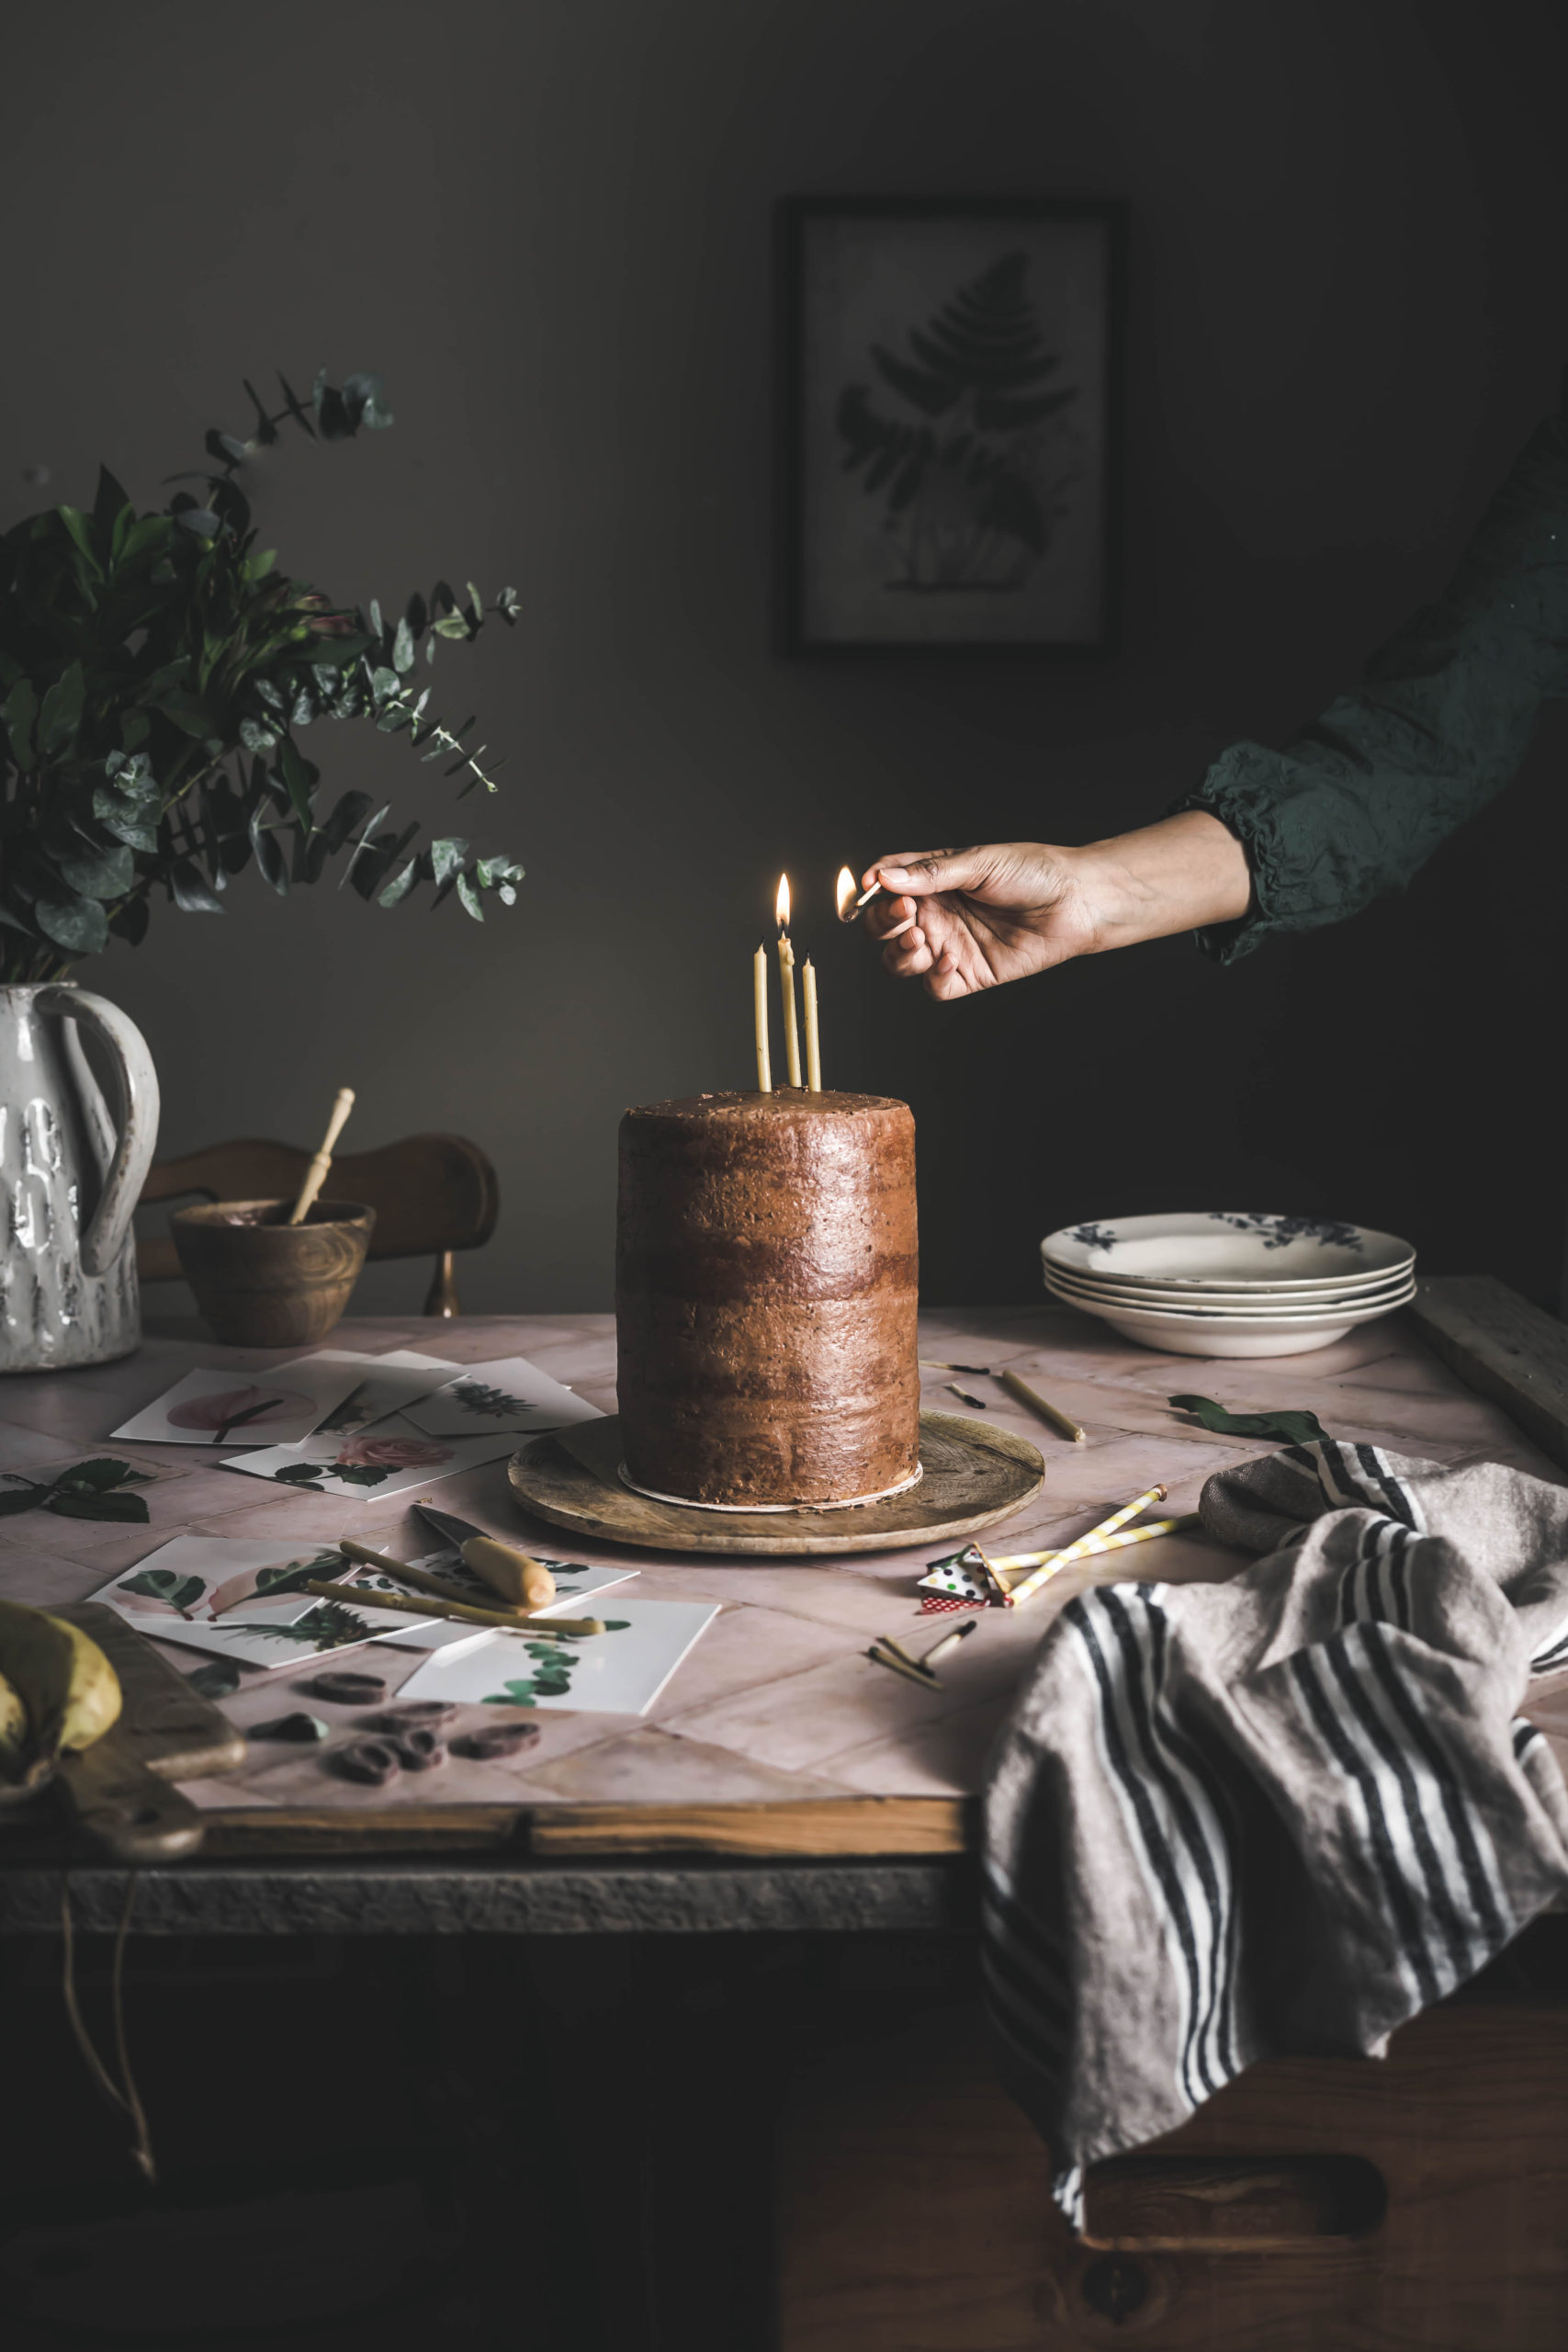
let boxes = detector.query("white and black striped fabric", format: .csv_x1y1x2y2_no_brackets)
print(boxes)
985,1442,1568,2226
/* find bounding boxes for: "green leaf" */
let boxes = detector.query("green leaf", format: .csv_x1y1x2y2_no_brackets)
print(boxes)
58,506,102,574
429,836,468,888
95,752,160,853
36,662,86,756
248,803,288,896
51,1456,143,1494
377,858,419,909
56,842,134,899
391,617,415,673
277,738,315,831
35,893,108,955
1168,1395,1331,1445
158,687,217,739
456,871,483,922
48,1488,151,1523
118,1568,208,1609
2,678,38,764
168,860,225,915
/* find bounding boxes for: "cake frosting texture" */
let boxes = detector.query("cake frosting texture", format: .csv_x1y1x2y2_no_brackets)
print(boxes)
615,1091,919,1507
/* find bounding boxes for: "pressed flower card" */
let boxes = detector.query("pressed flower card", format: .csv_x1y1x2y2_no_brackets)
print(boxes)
397,1599,718,1714
91,1535,351,1628
221,1415,515,1499
401,1355,604,1439
134,1598,426,1672
111,1358,367,1447
305,1349,460,1436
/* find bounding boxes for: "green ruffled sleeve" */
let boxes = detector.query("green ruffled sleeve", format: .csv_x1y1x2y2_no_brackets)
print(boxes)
1173,379,1568,963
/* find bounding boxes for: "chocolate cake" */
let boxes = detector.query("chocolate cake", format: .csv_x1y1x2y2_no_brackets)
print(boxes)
615,1091,919,1508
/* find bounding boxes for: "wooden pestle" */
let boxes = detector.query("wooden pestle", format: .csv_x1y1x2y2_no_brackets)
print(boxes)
288,1088,356,1225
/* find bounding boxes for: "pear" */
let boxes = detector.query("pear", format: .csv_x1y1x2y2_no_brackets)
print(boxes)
0,1669,28,1782
0,1600,122,1783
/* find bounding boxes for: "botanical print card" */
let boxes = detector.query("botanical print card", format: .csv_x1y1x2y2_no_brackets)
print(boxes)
400,1356,604,1440
91,1536,351,1627
339,1551,641,1647
111,1359,367,1447
305,1350,459,1437
398,1599,718,1714
221,1416,515,1500
132,1596,427,1671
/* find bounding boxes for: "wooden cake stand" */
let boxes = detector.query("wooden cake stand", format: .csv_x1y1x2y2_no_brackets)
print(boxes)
506,1410,1044,1557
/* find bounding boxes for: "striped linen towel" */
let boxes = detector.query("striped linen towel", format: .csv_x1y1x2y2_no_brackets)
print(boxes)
983,1439,1568,2227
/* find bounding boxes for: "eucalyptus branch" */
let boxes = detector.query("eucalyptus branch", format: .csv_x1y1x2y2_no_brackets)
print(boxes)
0,365,523,979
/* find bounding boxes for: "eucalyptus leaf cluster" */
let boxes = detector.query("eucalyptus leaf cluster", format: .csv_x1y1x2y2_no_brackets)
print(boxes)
0,368,524,984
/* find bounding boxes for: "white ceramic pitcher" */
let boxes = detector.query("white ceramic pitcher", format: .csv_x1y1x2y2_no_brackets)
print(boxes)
0,985,160,1374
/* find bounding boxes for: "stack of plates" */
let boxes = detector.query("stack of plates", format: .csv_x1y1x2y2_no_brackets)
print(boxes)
1040,1213,1416,1359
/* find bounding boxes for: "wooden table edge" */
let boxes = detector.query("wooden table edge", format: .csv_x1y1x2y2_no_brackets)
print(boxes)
190,1793,976,1860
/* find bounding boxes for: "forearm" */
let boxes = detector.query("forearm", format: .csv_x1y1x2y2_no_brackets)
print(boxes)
1066,810,1253,952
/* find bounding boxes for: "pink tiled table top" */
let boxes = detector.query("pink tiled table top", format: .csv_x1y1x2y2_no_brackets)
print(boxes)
3,1306,1564,1851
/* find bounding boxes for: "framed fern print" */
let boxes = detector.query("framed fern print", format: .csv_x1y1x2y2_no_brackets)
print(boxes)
784,198,1124,651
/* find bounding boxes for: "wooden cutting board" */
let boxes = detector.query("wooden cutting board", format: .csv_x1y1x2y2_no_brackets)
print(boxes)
49,1602,246,1861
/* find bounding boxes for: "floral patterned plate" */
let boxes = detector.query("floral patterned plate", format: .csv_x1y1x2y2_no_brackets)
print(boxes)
1041,1213,1415,1293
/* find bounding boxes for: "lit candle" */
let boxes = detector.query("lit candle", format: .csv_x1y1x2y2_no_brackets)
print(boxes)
753,944,773,1092
775,874,802,1089
835,866,858,922
803,958,821,1091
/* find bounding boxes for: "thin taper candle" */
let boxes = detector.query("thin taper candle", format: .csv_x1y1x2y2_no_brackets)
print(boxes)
753,944,773,1092
803,958,821,1091
777,934,803,1088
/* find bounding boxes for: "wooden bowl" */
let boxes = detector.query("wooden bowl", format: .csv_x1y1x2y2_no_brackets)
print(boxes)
170,1199,376,1348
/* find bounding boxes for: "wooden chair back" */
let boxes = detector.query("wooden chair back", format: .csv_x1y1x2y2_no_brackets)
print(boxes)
137,1132,498,1317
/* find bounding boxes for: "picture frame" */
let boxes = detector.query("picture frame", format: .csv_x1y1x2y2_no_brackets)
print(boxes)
782,197,1125,655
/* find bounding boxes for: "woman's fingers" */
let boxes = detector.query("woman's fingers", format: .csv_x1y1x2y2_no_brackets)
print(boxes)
869,846,986,899
883,922,932,977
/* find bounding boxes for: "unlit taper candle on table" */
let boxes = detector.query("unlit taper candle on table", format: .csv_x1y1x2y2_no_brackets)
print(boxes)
1000,1367,1086,1443
288,1087,355,1225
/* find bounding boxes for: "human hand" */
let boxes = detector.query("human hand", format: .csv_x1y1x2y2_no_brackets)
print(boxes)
863,843,1098,1001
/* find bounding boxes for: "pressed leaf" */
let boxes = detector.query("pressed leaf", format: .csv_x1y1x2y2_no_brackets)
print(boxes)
48,1489,151,1523
1168,1395,1331,1445
51,1457,150,1494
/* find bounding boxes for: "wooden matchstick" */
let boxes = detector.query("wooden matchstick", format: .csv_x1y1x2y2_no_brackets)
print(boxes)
919,1619,977,1670
288,1087,355,1225
867,1639,942,1691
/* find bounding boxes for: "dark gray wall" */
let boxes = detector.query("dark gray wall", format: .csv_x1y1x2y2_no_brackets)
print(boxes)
5,0,1566,1316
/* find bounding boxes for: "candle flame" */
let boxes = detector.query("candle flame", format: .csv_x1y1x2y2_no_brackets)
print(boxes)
775,873,791,932
835,866,856,922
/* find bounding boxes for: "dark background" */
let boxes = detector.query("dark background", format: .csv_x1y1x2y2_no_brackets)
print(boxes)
4,0,1565,1317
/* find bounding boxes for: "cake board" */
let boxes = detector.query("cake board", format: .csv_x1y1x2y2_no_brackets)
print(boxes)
507,1411,1043,1556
